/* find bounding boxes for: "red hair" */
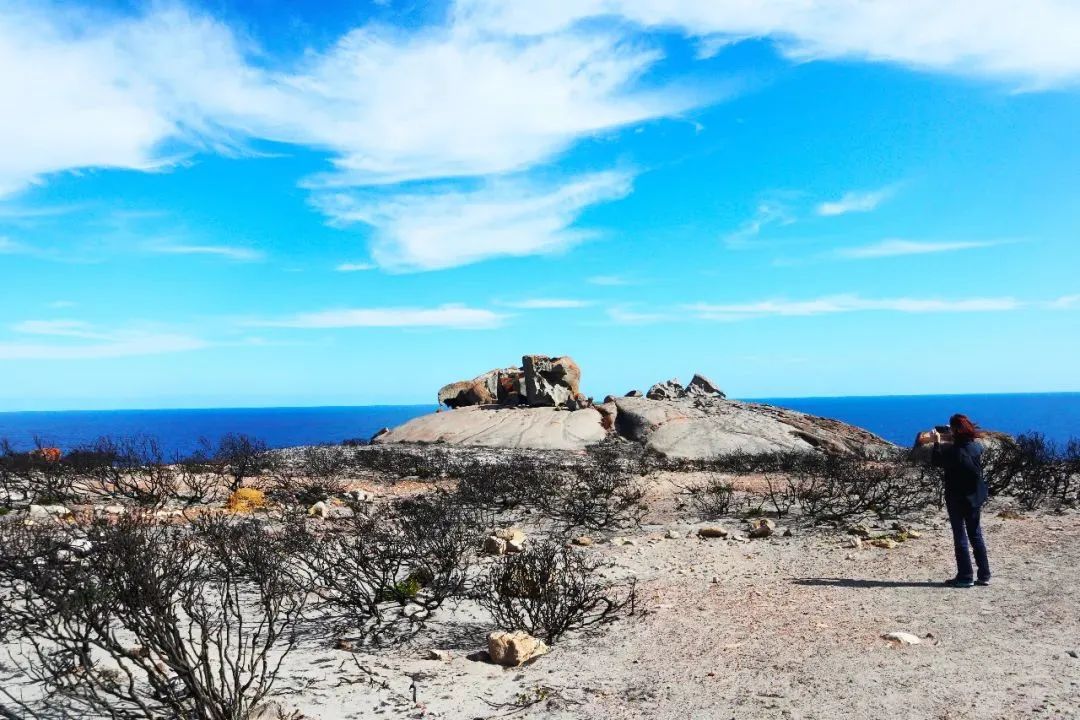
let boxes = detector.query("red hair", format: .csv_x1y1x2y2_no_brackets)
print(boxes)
949,414,980,442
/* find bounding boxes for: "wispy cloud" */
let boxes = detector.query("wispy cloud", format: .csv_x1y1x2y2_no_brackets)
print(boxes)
0,236,29,254
1048,294,1080,309
816,186,896,216
723,200,794,249
148,244,264,262
607,305,668,325
315,172,633,271
588,275,633,286
459,0,1080,88
12,319,107,340
253,304,506,330
685,294,1021,320
837,239,1002,259
1,320,206,360
48,300,77,309
335,262,375,272
502,298,591,309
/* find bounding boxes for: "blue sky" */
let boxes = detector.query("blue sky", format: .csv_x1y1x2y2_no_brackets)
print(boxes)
1,0,1079,410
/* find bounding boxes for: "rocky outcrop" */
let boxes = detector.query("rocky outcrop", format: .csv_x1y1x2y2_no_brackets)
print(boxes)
373,404,609,451
646,378,686,401
612,396,889,457
523,354,583,407
687,373,725,398
438,366,525,408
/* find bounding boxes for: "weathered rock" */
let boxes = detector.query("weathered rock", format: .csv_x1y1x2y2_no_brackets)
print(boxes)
572,536,594,546
373,405,608,451
698,526,728,539
595,401,617,431
625,389,643,397
506,537,526,553
747,518,775,539
871,538,900,549
246,701,305,720
848,523,872,538
484,536,508,555
425,649,451,661
28,504,71,519
686,373,725,398
844,536,863,549
523,355,582,407
611,396,890,459
646,378,686,401
438,379,494,408
308,501,329,519
882,631,922,645
487,631,550,666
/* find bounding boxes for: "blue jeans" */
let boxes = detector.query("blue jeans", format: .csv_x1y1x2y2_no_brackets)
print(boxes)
946,496,991,582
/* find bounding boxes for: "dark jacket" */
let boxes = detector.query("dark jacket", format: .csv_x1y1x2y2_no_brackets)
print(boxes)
932,440,989,508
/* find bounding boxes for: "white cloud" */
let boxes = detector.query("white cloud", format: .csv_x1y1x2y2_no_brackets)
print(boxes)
686,294,1021,320
1047,294,1080,309
335,262,375,272
837,239,1002,259
12,319,107,340
48,300,77,309
315,172,633,271
816,187,895,216
607,305,667,324
254,304,506,330
723,200,793,249
0,321,206,359
457,0,1080,88
503,298,592,309
0,236,30,254
148,244,264,262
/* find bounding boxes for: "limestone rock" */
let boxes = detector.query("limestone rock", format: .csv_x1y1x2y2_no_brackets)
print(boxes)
523,355,582,408
487,631,550,666
882,631,922,645
646,378,686,401
870,538,899,549
698,526,728,539
686,373,725,398
572,536,594,546
308,501,329,519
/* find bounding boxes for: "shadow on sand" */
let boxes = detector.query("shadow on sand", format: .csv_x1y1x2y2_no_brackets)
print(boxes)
792,577,946,589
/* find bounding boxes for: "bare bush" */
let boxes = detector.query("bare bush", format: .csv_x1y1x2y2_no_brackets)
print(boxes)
983,433,1077,509
0,512,313,720
67,435,181,508
689,476,734,518
549,447,647,530
271,446,351,505
477,541,638,644
197,433,276,492
302,492,478,640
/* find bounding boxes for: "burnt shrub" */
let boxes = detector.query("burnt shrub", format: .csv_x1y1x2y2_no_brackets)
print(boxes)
198,433,276,491
68,435,180,507
0,512,314,720
549,445,647,530
271,445,351,504
454,453,563,512
982,433,1075,509
689,476,735,518
476,541,639,644
303,491,479,639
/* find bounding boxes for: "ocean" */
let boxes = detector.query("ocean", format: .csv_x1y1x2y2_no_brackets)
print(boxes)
0,393,1077,457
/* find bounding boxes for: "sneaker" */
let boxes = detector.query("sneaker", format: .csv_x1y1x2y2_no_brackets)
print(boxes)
975,578,991,586
945,577,974,588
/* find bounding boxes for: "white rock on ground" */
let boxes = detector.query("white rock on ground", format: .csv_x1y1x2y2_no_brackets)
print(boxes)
487,631,550,666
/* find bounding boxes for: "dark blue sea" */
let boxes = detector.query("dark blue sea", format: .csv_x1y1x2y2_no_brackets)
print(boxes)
0,393,1077,457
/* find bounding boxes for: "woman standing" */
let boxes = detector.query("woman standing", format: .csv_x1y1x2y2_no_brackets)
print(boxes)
931,414,991,587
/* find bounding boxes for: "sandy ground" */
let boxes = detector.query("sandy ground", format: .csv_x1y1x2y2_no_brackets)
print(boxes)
273,477,1080,720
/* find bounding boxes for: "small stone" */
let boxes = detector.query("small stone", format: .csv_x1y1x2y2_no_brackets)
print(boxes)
611,537,636,546
487,631,549,666
425,649,451,661
882,631,922,645
334,638,354,651
28,504,71,519
102,505,125,516
747,518,774,539
494,527,526,544
698,526,728,539
871,538,900,549
848,524,871,538
483,536,508,555
905,530,922,539
782,527,793,537
506,537,526,554
1067,650,1078,659
572,536,594,547
307,501,329,519
665,529,684,540
844,537,863,549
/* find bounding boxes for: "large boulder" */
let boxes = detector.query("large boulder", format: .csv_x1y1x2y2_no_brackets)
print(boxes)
373,405,609,451
523,355,582,408
438,367,525,408
487,631,550,666
686,373,725,398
